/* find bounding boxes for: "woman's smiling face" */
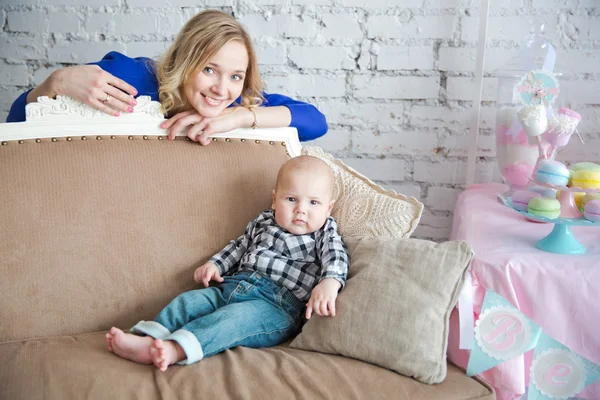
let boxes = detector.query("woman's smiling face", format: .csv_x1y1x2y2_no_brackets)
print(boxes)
183,40,249,117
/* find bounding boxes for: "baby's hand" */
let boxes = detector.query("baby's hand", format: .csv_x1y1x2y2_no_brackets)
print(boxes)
306,278,342,319
193,262,224,287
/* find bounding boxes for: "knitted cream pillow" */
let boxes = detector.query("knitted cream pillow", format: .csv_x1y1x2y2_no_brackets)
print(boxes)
301,147,423,239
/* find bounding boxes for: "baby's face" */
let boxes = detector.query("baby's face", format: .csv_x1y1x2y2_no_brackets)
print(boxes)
272,171,333,235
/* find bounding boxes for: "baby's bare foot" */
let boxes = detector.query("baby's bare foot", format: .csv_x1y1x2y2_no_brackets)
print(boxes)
106,327,154,365
150,339,183,372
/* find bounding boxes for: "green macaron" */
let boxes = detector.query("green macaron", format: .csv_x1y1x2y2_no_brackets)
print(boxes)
528,196,561,219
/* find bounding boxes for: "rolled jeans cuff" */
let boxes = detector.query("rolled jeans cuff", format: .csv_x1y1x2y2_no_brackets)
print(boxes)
167,329,204,365
130,321,171,340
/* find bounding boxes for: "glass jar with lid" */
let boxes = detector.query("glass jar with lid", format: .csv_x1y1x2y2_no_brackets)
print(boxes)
493,18,571,190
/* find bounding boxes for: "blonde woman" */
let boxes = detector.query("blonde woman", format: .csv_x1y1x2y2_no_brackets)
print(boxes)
7,10,327,144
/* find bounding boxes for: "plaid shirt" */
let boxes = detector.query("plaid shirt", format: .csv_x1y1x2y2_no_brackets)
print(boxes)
209,210,348,301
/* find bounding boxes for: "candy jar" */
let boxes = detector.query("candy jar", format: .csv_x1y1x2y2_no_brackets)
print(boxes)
493,19,571,190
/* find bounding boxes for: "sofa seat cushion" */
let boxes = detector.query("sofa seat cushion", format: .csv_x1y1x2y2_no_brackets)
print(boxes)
0,332,494,400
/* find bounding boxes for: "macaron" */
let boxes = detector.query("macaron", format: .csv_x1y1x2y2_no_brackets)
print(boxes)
570,162,600,173
583,200,600,222
529,185,557,198
581,193,600,211
570,170,600,189
511,190,541,211
528,196,561,219
535,160,570,187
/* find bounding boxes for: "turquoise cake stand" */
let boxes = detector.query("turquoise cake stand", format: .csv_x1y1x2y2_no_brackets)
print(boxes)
498,194,600,255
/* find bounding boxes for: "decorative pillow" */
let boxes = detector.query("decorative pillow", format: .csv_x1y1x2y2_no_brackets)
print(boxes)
289,237,473,384
301,146,423,239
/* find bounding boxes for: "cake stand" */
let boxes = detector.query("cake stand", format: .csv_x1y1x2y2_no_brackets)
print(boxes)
498,183,600,255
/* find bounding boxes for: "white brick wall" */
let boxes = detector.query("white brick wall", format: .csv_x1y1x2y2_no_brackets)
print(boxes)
1,1,599,241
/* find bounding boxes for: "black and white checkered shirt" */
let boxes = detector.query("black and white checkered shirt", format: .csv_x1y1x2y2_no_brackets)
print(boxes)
209,210,349,301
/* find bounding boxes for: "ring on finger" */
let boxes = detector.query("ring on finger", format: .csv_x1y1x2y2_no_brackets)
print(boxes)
102,94,111,103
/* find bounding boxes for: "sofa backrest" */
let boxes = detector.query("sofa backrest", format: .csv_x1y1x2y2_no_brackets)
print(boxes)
0,99,301,342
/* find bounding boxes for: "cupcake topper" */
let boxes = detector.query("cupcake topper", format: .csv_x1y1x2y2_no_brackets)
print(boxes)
515,70,560,107
545,108,582,159
518,104,548,158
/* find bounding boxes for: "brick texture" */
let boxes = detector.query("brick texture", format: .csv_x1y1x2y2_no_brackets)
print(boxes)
0,0,598,241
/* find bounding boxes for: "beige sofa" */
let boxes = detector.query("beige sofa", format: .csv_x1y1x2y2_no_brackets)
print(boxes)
0,97,494,400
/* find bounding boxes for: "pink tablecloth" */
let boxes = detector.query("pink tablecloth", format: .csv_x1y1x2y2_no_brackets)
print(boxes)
447,183,600,400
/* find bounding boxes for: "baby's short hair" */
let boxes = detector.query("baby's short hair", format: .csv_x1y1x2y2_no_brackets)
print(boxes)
275,156,334,198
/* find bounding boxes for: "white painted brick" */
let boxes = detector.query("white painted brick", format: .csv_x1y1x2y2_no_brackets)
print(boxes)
239,14,318,39
577,108,600,135
255,42,286,66
462,16,558,42
125,42,170,59
414,160,465,184
562,50,600,74
85,13,114,34
289,46,351,70
439,47,516,73
353,75,440,99
567,81,600,106
7,11,48,33
264,74,346,97
353,130,439,156
202,0,236,6
304,128,350,153
567,17,600,41
413,212,453,241
429,0,523,6
532,0,592,7
48,12,80,34
446,77,498,102
426,186,463,211
0,37,46,61
321,14,363,40
0,87,22,113
115,15,159,35
367,16,455,39
291,0,331,5
33,65,62,85
558,138,600,163
341,0,423,5
385,183,422,201
339,157,406,181
48,42,126,63
315,100,403,127
441,133,496,157
414,160,496,184
409,105,496,130
0,63,29,85
45,0,118,5
129,0,170,6
377,45,434,71
157,13,185,37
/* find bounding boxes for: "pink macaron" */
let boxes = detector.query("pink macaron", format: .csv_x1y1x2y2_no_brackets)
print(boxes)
583,200,600,222
512,190,542,211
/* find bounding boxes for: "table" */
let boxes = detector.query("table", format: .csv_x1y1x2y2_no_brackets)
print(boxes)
447,183,600,400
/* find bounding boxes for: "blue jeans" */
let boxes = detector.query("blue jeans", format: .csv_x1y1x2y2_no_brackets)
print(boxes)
130,271,305,365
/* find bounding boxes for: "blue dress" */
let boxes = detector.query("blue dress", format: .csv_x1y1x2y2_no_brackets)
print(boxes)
6,52,327,142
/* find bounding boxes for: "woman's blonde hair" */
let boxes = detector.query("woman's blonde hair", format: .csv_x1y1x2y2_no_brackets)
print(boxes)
155,10,263,116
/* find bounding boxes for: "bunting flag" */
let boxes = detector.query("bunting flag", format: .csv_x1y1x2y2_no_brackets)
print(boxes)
467,289,542,377
527,332,600,400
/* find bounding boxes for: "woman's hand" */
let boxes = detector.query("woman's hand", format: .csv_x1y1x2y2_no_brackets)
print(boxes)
163,107,252,145
305,278,342,319
28,65,138,116
193,262,224,287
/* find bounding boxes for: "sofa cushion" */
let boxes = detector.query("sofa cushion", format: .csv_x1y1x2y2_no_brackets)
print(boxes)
0,332,494,400
301,146,423,239
290,237,473,384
